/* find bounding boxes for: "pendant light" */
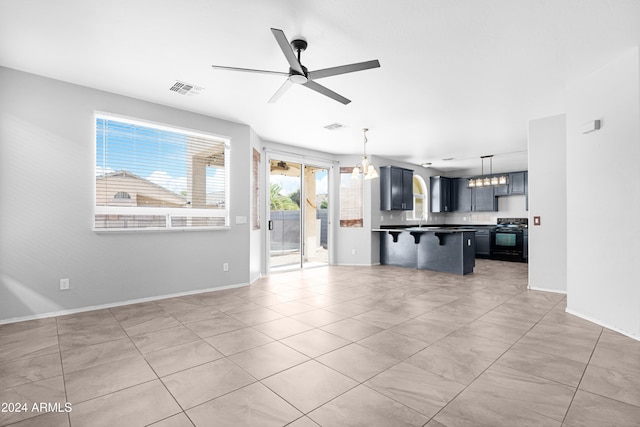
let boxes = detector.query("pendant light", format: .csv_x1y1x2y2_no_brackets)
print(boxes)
468,155,508,188
352,128,379,179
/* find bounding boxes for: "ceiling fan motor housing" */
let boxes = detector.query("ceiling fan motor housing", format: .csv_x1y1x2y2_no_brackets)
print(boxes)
291,39,308,52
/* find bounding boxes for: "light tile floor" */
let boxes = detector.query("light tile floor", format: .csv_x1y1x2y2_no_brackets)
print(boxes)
1,260,640,426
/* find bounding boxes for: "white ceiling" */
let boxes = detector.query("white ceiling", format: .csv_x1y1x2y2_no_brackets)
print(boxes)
1,0,639,173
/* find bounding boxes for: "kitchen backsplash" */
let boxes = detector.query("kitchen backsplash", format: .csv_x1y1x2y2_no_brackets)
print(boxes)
379,195,527,225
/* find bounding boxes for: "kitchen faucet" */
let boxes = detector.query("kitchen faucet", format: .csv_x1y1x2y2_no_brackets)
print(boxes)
418,213,427,227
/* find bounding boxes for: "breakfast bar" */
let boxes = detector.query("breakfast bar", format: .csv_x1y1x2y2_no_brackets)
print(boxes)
374,227,477,275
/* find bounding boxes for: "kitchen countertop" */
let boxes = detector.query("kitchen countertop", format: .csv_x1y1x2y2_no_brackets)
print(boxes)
372,227,478,233
373,224,496,232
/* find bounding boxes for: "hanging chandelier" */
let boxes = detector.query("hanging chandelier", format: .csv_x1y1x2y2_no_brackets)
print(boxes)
468,155,508,188
352,128,379,179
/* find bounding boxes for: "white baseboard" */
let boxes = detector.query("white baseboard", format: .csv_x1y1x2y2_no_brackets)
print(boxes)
334,262,380,266
0,281,250,326
527,286,567,295
565,308,640,342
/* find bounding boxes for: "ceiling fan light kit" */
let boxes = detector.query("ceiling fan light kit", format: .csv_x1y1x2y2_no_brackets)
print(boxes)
211,28,380,104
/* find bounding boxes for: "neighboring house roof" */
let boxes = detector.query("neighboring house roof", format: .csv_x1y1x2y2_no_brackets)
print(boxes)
206,190,225,205
96,170,188,207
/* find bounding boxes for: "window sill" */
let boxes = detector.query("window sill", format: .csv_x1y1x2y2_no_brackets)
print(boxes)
93,226,231,234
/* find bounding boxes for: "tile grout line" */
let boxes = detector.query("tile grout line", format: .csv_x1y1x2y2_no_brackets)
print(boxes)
559,328,640,420
15,263,633,427
418,293,565,424
560,328,603,426
55,317,72,427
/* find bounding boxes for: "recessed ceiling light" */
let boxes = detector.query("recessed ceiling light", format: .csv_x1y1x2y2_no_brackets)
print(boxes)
421,162,432,167
442,157,454,161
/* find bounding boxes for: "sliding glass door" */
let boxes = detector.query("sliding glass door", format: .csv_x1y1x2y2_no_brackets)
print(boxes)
268,157,330,272
302,165,329,268
269,159,302,270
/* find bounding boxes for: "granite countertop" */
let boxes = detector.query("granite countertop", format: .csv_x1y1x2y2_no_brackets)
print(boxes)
373,224,496,232
372,226,478,233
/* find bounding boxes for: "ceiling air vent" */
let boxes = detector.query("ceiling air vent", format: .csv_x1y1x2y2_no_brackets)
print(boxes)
169,81,203,96
324,123,346,131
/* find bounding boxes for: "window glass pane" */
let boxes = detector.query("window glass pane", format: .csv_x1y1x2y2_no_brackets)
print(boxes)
339,167,363,227
414,197,424,218
412,175,427,220
95,115,228,230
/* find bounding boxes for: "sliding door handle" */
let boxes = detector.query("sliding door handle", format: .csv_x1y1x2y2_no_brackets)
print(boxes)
268,220,273,230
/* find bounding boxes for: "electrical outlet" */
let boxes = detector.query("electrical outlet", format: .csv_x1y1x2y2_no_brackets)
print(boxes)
60,278,70,291
351,249,356,255
223,263,229,272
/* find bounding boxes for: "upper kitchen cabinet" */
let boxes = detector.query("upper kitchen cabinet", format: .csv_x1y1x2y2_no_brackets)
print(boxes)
380,166,414,210
430,176,453,212
472,186,497,211
494,171,527,196
452,177,496,212
509,171,526,195
452,178,472,212
493,181,509,196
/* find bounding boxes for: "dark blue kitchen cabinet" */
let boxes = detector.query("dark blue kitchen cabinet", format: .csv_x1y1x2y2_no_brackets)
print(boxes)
510,172,526,195
494,183,509,196
475,228,491,257
494,171,527,196
472,186,497,211
380,166,414,210
430,176,453,212
453,178,472,212
525,172,529,210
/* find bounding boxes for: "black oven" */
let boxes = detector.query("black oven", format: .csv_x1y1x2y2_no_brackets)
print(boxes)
490,218,526,262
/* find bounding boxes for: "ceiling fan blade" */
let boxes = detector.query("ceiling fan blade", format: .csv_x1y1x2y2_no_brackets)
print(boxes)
270,28,305,75
268,79,293,103
308,60,381,80
211,65,289,77
303,80,351,105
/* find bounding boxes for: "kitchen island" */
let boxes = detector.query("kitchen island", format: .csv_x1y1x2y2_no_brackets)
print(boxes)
374,227,476,275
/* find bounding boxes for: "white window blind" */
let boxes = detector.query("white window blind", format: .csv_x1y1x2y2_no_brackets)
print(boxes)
95,114,230,231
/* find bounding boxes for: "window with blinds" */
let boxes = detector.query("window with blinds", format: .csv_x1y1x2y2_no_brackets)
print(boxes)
95,114,230,231
339,167,363,227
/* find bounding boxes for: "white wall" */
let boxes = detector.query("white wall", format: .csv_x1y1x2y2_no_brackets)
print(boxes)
528,114,567,293
0,67,253,323
566,47,640,339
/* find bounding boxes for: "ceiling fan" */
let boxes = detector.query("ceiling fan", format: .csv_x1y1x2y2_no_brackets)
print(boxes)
211,28,380,105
